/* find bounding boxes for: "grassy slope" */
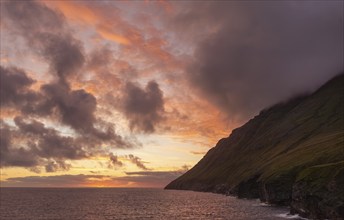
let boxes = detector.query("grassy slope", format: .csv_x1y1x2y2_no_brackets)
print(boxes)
165,73,344,191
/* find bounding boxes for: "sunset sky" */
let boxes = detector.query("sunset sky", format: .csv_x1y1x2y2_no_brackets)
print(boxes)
0,0,343,188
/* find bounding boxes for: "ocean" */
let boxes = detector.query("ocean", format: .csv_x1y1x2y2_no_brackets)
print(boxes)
0,188,302,219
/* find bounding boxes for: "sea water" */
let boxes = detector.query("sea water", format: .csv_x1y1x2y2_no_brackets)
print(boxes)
0,188,303,219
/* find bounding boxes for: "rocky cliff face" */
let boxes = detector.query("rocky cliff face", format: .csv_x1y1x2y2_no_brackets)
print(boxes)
165,73,344,219
291,161,344,219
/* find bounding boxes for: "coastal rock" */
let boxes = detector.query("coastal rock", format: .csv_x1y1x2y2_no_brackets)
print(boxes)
290,162,344,219
237,176,260,199
259,173,294,205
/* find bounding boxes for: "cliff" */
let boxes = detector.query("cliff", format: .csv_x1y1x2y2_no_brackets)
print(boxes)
165,73,344,219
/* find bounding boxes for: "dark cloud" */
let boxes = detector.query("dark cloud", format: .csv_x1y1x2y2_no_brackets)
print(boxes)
13,104,91,161
1,1,81,85
174,1,343,121
1,117,87,170
25,80,129,146
108,153,123,169
38,33,85,83
35,131,86,160
14,116,48,135
87,46,114,71
125,170,185,177
127,154,149,170
122,81,165,133
190,151,206,155
107,153,152,170
45,160,71,173
0,121,40,168
3,1,99,136
0,66,38,107
3,1,85,84
1,0,64,37
2,2,85,118
41,83,96,132
1,110,134,172
118,169,188,187
181,164,190,171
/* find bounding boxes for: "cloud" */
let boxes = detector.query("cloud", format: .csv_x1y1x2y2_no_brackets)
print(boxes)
45,160,71,173
87,47,114,72
124,170,184,181
172,1,343,122
127,154,149,170
2,1,135,145
47,0,181,78
0,121,40,168
36,80,130,147
190,151,207,155
3,1,84,84
0,66,38,107
122,81,165,133
46,1,130,45
0,116,89,170
0,1,140,173
0,66,134,171
89,171,101,174
1,0,64,37
107,153,152,170
2,174,109,187
1,169,188,188
108,153,123,169
34,129,86,160
1,66,119,146
38,33,85,83
41,83,96,133
87,46,137,82
1,102,137,172
117,169,187,187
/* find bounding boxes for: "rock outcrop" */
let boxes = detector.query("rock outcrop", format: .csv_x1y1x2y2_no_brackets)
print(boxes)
291,161,344,219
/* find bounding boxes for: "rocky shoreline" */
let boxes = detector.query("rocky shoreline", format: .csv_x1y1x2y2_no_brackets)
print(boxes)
167,163,344,219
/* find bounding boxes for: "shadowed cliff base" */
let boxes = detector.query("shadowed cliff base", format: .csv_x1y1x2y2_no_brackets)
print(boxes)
165,72,344,219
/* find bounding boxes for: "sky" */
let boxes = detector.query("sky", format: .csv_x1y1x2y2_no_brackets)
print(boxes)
0,0,343,188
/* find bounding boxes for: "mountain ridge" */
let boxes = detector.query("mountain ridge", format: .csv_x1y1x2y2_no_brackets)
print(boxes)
165,72,344,219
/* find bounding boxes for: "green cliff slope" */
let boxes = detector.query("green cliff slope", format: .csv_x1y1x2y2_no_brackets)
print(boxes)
165,73,344,219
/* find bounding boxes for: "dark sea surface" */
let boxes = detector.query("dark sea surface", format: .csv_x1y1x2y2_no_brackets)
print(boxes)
0,188,303,220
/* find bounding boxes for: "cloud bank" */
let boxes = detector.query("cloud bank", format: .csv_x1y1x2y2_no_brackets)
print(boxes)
1,169,188,187
172,1,343,121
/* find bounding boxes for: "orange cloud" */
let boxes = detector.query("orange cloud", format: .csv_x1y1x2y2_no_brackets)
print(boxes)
44,0,181,73
0,108,21,119
97,24,131,45
44,1,130,45
162,92,232,147
157,0,174,13
1,57,9,64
